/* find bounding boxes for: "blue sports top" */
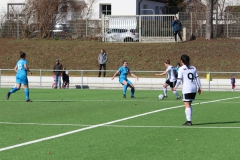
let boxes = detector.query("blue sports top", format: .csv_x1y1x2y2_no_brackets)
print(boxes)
16,59,28,75
118,66,130,80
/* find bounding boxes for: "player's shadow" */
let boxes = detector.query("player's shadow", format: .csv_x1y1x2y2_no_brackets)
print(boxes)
194,121,240,125
34,100,79,102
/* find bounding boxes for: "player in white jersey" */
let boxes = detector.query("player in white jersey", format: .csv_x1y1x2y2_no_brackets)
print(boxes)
173,54,202,126
155,59,181,100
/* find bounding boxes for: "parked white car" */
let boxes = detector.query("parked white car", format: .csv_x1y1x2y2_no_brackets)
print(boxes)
105,28,139,42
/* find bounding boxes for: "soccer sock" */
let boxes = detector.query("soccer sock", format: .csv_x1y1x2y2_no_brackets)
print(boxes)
185,108,192,121
10,87,19,94
123,85,127,95
131,88,135,96
163,88,167,96
173,90,180,97
24,88,29,100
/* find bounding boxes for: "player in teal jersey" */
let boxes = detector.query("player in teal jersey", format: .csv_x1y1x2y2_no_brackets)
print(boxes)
112,61,138,98
6,51,32,102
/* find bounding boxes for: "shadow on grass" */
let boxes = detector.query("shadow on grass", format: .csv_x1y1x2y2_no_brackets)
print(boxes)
194,121,240,125
33,100,79,102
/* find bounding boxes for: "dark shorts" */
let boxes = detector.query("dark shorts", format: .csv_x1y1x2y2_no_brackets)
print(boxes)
183,93,196,102
165,79,176,88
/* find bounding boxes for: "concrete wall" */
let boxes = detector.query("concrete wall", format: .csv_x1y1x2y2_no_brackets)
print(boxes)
1,76,238,91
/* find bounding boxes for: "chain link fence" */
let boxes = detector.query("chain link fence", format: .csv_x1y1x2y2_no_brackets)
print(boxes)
0,12,240,41
0,13,103,40
179,12,240,40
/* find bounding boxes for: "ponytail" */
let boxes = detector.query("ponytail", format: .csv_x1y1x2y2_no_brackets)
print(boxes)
20,51,26,58
180,54,190,68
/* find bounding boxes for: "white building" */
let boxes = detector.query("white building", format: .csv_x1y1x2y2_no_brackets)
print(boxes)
0,0,25,18
86,0,168,20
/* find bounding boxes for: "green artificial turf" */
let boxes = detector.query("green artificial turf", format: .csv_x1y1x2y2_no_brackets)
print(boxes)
0,89,240,160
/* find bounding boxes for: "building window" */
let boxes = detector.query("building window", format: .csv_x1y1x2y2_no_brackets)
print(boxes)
101,4,111,17
143,5,147,15
155,6,159,14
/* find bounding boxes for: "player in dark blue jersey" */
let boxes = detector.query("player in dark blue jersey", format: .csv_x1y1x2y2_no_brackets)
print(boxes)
6,51,32,102
112,61,138,98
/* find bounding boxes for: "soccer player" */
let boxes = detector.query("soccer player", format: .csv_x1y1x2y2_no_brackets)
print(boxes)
112,61,138,98
173,54,202,126
155,59,181,100
6,51,32,102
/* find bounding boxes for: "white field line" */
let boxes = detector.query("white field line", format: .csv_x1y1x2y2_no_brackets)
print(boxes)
105,125,240,129
0,122,91,127
1,122,240,129
2,99,240,103
0,96,239,152
1,99,179,103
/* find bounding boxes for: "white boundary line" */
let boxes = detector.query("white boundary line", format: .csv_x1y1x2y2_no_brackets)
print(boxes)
1,99,179,103
1,122,240,129
2,99,240,103
1,99,240,103
0,96,239,152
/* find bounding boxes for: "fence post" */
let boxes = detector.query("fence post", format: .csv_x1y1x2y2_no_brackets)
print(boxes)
102,14,105,42
0,69,1,88
183,27,186,41
191,12,193,37
227,12,229,38
139,15,142,42
86,18,88,38
40,70,42,88
17,14,19,39
81,70,83,89
208,72,211,91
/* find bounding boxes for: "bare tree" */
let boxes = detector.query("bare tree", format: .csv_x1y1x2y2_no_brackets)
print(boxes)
217,0,226,20
84,0,98,19
23,0,86,38
206,0,214,39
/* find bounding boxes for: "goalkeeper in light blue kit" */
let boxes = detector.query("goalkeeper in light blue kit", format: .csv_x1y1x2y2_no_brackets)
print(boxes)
6,51,32,102
112,61,138,98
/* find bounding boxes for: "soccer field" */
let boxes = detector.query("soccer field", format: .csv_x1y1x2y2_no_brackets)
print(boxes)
0,89,240,160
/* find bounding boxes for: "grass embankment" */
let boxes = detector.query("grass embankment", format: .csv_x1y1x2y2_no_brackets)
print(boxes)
0,38,239,77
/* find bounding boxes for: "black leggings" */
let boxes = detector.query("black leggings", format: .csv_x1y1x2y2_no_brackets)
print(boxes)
98,64,106,77
174,31,183,42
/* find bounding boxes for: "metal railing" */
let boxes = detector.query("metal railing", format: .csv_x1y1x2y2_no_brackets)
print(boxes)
102,14,176,43
0,69,239,91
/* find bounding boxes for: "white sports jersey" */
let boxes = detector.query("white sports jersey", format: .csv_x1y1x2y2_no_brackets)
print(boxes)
177,65,201,94
166,65,177,82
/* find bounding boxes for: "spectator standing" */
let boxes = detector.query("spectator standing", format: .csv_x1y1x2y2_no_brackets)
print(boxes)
231,74,236,91
98,49,108,77
53,59,63,89
62,68,70,89
172,17,183,42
